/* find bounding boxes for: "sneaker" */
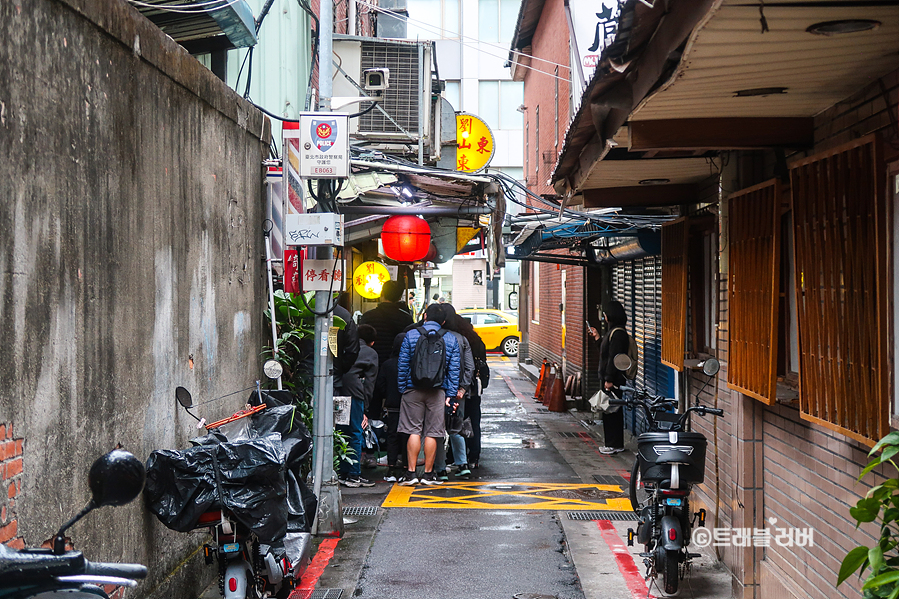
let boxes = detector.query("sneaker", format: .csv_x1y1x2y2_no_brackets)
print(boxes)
352,476,376,487
419,471,443,485
398,471,419,486
383,468,398,483
456,464,471,477
445,463,460,473
436,469,449,482
599,447,625,455
339,476,361,488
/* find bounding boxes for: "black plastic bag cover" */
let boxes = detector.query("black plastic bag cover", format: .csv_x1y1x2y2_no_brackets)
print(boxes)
144,433,287,542
218,405,312,470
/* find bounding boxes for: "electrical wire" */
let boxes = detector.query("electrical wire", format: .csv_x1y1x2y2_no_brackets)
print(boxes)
125,0,245,13
352,0,571,77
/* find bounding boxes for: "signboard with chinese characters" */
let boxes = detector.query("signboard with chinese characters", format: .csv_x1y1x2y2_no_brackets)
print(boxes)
300,259,345,292
567,1,621,102
298,113,350,178
456,113,495,173
353,261,391,299
284,248,301,294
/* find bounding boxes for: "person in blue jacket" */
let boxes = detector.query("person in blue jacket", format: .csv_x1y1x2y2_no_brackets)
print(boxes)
395,303,461,486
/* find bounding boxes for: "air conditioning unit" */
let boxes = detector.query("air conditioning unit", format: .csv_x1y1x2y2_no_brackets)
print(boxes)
333,36,436,159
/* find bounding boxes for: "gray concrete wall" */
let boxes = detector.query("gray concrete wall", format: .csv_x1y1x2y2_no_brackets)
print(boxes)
0,1,271,598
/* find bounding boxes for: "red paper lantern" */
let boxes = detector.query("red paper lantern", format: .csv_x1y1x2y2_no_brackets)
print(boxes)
381,215,431,261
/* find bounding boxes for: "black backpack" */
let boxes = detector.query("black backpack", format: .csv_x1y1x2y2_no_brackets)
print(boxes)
410,326,448,388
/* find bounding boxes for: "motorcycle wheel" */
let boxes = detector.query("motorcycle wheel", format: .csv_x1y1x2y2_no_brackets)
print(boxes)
629,460,650,513
661,548,680,595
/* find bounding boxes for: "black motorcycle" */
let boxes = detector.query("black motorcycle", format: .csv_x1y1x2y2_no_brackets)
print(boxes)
610,356,723,596
0,450,147,599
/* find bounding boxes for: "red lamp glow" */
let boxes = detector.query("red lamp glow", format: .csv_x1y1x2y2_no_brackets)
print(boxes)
381,215,431,261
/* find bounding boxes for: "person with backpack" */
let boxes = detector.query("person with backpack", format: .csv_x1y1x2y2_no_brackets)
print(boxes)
588,300,631,455
396,303,461,485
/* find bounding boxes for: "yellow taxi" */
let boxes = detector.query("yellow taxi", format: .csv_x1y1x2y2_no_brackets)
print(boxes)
458,309,521,357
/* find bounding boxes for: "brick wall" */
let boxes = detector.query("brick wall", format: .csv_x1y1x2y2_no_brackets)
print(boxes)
0,423,24,549
528,261,587,381
688,67,899,599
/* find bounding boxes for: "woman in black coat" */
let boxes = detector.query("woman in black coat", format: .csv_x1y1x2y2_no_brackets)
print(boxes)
588,300,630,454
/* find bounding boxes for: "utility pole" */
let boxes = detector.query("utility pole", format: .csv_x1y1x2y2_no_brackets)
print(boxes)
309,0,344,537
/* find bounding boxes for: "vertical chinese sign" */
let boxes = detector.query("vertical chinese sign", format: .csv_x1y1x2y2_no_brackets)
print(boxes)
456,113,495,173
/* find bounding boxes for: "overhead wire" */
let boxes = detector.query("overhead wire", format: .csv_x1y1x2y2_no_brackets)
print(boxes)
125,0,245,13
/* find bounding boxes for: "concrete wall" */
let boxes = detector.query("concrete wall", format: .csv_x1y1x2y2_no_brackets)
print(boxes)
0,2,271,598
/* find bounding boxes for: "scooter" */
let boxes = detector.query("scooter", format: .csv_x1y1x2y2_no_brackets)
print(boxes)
609,356,723,596
145,367,313,599
0,449,148,599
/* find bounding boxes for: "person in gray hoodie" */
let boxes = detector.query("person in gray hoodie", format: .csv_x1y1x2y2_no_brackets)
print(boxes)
337,323,379,487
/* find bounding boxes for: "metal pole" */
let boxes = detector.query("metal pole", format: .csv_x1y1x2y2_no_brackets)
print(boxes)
310,0,344,538
263,228,283,390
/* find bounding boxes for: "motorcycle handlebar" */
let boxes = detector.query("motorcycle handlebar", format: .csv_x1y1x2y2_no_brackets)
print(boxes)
83,561,148,579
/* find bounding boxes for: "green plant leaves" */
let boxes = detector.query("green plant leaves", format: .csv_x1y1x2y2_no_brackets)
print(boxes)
840,546,871,585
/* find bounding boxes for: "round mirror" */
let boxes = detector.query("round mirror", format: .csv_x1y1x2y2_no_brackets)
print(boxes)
701,357,721,377
263,360,284,380
175,386,193,408
613,353,633,372
88,449,146,507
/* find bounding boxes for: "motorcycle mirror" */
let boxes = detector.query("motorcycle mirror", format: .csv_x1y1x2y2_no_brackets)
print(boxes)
613,354,633,372
699,358,720,377
88,449,146,507
263,360,284,380
54,449,146,554
176,386,193,408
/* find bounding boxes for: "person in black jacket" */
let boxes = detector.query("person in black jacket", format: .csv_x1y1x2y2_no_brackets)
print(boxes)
337,323,378,488
588,300,629,455
359,281,414,366
373,332,407,481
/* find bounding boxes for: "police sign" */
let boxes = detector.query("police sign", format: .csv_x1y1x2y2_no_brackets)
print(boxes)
298,113,349,178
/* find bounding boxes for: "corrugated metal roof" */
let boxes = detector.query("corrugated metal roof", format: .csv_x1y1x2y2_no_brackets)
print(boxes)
133,0,257,50
633,2,899,121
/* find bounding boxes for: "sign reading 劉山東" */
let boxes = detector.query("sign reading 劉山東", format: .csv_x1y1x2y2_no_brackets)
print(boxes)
456,113,494,173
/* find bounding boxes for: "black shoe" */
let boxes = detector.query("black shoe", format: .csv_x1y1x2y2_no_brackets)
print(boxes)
353,476,375,487
420,471,443,486
398,471,419,486
339,476,360,488
456,464,471,476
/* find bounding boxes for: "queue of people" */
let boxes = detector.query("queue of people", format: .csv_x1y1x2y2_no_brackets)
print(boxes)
336,282,488,487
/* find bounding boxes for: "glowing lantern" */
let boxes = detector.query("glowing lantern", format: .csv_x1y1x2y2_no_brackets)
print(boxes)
381,215,431,262
353,261,391,299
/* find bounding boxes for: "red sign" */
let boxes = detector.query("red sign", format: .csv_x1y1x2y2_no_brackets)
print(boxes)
284,249,300,294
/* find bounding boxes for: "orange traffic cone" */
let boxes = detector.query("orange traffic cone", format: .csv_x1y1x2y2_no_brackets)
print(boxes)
533,358,548,400
542,363,557,405
548,375,567,412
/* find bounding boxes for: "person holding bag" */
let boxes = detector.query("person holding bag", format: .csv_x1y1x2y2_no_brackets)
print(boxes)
587,300,630,455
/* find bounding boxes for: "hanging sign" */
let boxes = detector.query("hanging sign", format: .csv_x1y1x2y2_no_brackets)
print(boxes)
456,113,495,173
300,259,345,292
353,261,391,299
298,113,350,178
284,248,301,294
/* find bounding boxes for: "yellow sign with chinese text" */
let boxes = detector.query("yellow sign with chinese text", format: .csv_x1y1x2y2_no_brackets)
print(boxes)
456,113,495,173
353,261,390,299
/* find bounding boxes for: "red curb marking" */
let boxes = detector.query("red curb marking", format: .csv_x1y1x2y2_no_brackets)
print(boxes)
596,519,655,599
288,538,340,599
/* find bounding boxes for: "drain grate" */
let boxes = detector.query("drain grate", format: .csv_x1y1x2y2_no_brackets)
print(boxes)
290,589,343,599
593,474,627,486
568,511,638,521
343,506,379,516
556,431,598,439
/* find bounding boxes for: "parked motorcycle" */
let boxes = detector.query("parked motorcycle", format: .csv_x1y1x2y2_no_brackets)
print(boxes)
144,372,314,599
0,449,147,599
609,355,723,596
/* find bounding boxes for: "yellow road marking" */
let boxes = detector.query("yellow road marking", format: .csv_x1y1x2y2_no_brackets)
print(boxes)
382,481,631,510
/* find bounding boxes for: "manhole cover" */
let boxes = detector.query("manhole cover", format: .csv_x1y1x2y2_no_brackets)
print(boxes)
543,487,620,501
567,511,638,521
343,506,379,516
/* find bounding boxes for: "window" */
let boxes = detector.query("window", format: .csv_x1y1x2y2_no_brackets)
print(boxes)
444,81,460,111
554,66,559,148
478,0,518,43
532,263,540,323
477,81,523,131
727,179,781,405
483,313,509,324
407,0,459,39
534,105,540,178
661,218,688,371
790,133,889,445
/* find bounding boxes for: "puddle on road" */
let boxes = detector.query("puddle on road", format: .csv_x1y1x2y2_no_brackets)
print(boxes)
480,434,549,449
